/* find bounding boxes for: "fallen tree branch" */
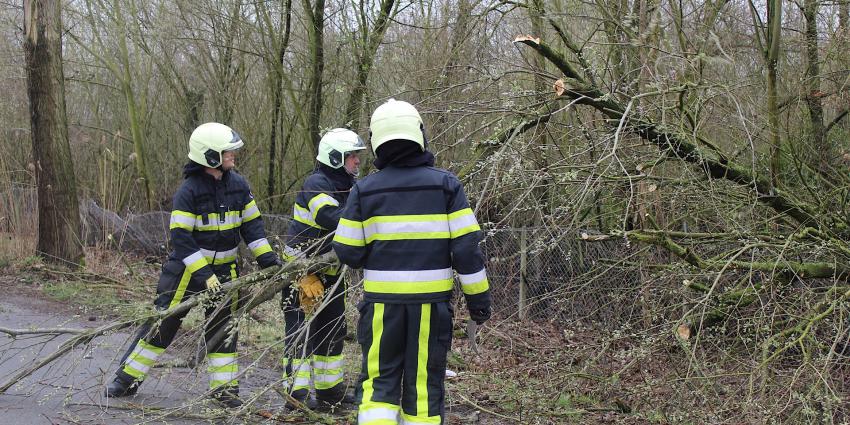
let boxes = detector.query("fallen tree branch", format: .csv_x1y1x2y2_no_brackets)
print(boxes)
0,327,86,337
0,252,336,394
582,230,850,279
513,35,832,229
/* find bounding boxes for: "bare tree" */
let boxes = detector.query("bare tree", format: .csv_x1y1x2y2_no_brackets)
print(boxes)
23,0,84,266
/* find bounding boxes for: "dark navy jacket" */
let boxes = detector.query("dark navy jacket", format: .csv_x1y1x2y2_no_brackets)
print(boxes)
283,165,353,261
332,164,491,308
167,163,278,282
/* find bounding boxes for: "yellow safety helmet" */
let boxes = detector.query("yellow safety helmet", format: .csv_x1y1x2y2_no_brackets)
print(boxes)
187,122,244,168
317,128,366,168
369,99,425,153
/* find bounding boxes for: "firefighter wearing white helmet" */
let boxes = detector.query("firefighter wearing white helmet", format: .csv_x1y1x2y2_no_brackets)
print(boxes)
105,122,280,409
278,127,366,410
187,122,245,168
369,98,425,153
316,128,368,175
333,99,492,424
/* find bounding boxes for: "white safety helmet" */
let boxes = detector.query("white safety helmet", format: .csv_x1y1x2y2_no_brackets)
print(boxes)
316,128,367,169
369,99,425,154
187,122,244,168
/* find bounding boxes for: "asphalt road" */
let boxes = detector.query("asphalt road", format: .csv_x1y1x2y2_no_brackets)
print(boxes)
0,292,284,424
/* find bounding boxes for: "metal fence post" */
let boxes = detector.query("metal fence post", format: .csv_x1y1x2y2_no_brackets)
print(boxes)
519,227,528,321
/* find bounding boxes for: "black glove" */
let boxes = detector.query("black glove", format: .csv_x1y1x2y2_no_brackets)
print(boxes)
261,256,283,269
469,306,491,325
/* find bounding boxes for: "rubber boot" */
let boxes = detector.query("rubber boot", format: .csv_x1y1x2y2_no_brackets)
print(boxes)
316,386,358,412
284,388,317,411
104,371,139,398
211,386,243,409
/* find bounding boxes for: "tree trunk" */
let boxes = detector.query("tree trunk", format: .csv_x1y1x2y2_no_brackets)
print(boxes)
114,0,154,210
305,0,326,151
766,0,782,187
24,0,84,267
266,0,293,201
343,0,396,132
803,0,827,172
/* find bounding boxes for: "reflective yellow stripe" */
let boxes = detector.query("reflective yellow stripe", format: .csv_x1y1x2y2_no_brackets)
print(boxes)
242,199,261,222
169,210,196,231
195,211,243,231
361,214,452,243
361,304,384,411
448,208,480,238
416,305,430,416
185,256,208,274
334,234,367,246
335,218,366,246
122,339,165,379
458,269,489,295
308,193,339,220
248,238,272,257
365,279,454,294
168,268,193,309
359,402,401,424
293,203,324,229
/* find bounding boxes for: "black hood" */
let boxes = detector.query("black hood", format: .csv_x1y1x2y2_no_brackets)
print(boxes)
183,161,206,178
373,140,435,170
183,161,232,180
318,163,355,191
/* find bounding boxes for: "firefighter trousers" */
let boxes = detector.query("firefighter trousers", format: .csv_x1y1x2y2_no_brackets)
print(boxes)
280,273,347,401
115,259,241,390
356,301,453,425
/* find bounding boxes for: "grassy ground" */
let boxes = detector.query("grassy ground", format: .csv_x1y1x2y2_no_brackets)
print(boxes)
3,243,850,423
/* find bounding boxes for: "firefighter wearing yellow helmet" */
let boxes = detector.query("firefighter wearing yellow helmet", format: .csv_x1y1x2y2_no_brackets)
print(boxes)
333,99,492,424
105,122,281,408
279,127,366,410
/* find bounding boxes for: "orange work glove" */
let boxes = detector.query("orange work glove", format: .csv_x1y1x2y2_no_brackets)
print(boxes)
298,274,324,315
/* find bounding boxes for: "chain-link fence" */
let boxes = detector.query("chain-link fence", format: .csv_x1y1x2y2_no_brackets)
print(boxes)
482,227,644,325
4,192,657,326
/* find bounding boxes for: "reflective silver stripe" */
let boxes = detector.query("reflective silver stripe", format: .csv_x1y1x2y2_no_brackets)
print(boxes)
199,247,238,260
458,268,487,285
247,238,269,251
243,203,260,218
363,220,449,239
313,359,344,370
210,372,237,382
293,205,316,224
359,407,401,423
293,376,311,387
125,358,151,375
448,212,478,232
308,194,339,215
169,214,195,229
131,345,161,362
335,222,364,240
208,356,236,367
364,268,453,282
193,212,243,230
314,372,343,383
182,251,205,267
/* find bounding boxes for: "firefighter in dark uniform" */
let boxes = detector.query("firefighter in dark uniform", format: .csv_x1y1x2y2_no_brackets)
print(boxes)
280,128,366,408
104,122,281,408
332,99,492,424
